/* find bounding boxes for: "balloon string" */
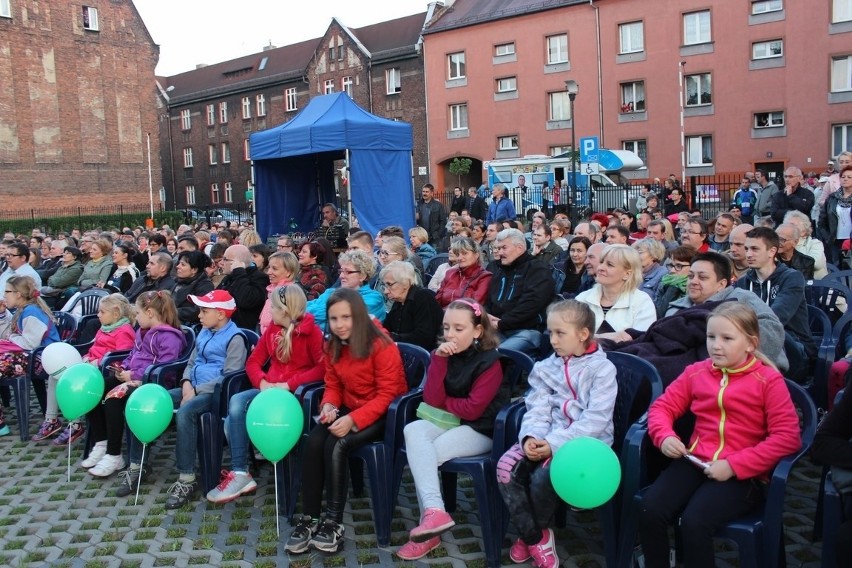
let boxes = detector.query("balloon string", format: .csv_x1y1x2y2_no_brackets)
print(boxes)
134,444,146,506
274,460,280,538
66,424,72,483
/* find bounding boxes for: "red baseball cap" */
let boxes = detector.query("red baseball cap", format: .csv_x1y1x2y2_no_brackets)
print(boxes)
189,290,236,317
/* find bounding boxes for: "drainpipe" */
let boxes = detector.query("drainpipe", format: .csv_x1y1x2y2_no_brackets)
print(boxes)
590,0,604,144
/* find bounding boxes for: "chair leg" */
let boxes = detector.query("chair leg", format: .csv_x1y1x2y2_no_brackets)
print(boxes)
470,475,501,568
350,458,365,497
14,375,29,442
441,471,459,512
1,384,10,407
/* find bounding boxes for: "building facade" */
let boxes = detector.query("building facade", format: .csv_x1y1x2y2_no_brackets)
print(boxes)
0,0,162,210
422,0,852,190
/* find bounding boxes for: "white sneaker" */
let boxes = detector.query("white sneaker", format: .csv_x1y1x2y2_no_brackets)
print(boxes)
89,454,124,477
81,442,107,469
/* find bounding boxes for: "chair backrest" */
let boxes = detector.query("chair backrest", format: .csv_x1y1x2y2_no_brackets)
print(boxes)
605,351,664,454
497,347,536,395
786,379,817,452
426,254,449,276
396,342,431,390
53,312,80,342
491,398,527,462
826,263,840,275
831,310,852,356
823,269,852,289
805,281,852,324
808,304,832,346
71,288,110,316
179,325,197,360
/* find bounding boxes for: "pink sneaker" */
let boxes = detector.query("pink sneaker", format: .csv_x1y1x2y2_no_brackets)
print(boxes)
410,508,455,543
528,529,559,568
509,538,531,563
396,536,441,561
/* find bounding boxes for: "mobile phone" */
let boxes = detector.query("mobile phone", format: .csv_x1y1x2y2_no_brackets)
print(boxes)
685,454,710,469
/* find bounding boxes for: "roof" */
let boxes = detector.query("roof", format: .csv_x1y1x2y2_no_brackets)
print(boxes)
349,11,427,57
424,0,587,34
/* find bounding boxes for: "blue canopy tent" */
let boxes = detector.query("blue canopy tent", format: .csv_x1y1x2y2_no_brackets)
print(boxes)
250,92,415,241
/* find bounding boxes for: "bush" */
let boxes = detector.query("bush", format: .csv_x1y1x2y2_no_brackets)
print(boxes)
0,211,185,236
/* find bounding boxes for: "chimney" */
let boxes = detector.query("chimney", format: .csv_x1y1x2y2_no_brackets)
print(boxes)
263,41,277,52
196,63,207,69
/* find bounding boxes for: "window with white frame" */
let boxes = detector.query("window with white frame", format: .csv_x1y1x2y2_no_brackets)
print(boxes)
754,111,784,128
241,97,251,119
0,0,11,18
285,88,298,111
448,52,466,79
834,0,852,22
496,77,517,93
550,145,571,157
752,0,783,14
324,79,334,94
833,123,852,156
180,109,191,130
225,182,233,203
498,136,519,151
82,6,98,31
685,73,712,106
206,104,215,126
256,94,266,117
208,144,218,165
222,142,230,163
386,68,401,94
549,91,571,121
183,147,193,168
342,76,353,96
619,22,644,54
186,186,196,206
244,138,250,161
752,40,783,59
211,183,220,204
621,81,646,112
686,135,713,166
495,43,515,56
622,139,648,163
546,34,568,64
219,102,228,124
683,11,711,45
831,55,852,92
449,104,468,131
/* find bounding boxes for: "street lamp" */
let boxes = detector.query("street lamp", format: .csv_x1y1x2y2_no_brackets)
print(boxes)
565,79,579,216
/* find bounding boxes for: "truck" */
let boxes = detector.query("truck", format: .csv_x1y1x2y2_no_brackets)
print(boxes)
483,149,645,218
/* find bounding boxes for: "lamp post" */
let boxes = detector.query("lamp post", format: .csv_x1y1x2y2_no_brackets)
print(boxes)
565,80,579,216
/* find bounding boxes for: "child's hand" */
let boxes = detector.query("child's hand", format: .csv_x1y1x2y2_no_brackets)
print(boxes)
435,341,459,357
319,403,338,424
705,459,734,481
328,414,354,437
660,436,687,459
259,379,272,391
117,369,132,383
523,438,552,461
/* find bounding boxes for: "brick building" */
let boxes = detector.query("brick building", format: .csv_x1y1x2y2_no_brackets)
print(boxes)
0,0,162,210
158,7,436,211
422,0,852,191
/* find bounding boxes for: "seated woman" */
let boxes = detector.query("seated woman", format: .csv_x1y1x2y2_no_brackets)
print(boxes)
40,246,84,307
575,244,656,342
653,245,696,318
298,241,330,301
78,238,114,291
435,237,491,308
550,219,571,251
249,244,271,273
103,242,140,294
307,250,385,330
259,251,299,335
409,227,437,264
559,236,591,299
633,238,668,300
380,261,443,351
171,250,215,326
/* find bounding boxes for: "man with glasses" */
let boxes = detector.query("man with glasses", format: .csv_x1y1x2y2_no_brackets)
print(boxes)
37,239,68,282
217,244,269,330
679,218,710,252
770,166,814,226
125,252,175,303
0,242,41,291
775,223,815,280
276,236,294,253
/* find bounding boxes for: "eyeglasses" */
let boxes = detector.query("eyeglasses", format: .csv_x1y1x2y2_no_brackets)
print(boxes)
222,258,234,263
339,270,361,275
5,254,24,258
383,280,399,289
686,230,704,236
669,263,691,271
378,250,396,257
277,244,292,250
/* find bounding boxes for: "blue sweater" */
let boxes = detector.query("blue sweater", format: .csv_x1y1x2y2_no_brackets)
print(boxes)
307,284,386,330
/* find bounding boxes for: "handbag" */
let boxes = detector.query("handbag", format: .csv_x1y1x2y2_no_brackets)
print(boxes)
416,402,460,430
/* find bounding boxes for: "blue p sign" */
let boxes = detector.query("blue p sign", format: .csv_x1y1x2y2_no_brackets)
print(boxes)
580,136,599,163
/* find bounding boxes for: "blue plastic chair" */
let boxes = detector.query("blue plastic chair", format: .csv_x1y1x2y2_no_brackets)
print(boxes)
497,347,536,396
805,281,852,325
823,268,852,289
809,304,836,410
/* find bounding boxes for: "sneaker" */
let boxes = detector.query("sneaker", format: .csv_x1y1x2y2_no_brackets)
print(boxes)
528,529,559,568
285,515,318,554
206,470,258,504
509,538,532,563
0,424,9,437
89,454,124,478
53,422,85,446
81,443,108,469
396,537,441,561
309,518,345,553
410,508,455,543
115,464,150,497
31,418,62,441
165,479,198,510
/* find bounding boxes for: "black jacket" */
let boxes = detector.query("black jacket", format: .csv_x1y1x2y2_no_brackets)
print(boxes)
770,184,815,225
450,195,466,216
487,252,554,333
416,199,448,245
777,250,815,281
467,195,488,220
384,286,443,351
124,273,176,303
819,191,852,243
173,272,215,325
217,265,269,330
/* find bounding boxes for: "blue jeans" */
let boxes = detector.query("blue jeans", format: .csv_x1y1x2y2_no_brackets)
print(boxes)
223,388,260,472
499,329,542,356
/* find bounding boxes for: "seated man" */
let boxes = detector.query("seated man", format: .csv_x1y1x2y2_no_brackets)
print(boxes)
316,203,350,250
726,223,754,284
775,223,815,281
531,224,563,267
124,251,175,303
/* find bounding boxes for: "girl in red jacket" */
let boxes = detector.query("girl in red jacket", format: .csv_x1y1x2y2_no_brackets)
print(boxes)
638,302,801,568
206,284,324,504
286,287,407,555
435,237,492,308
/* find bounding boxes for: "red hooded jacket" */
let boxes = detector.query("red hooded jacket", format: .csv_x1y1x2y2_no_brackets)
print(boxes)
245,312,325,389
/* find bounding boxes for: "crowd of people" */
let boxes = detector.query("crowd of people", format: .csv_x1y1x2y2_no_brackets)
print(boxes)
0,156,849,565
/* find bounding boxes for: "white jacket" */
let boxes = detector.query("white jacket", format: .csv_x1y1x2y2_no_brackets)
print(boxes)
575,285,657,334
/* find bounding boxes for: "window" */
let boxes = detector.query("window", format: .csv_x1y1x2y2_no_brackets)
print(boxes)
82,6,99,31
752,0,783,14
185,186,196,206
619,22,644,54
546,34,568,64
285,88,298,111
831,55,852,92
328,46,335,62
448,52,466,79
244,138,250,161
211,183,220,204
449,104,468,131
621,81,646,113
549,91,571,121
0,0,10,18
183,148,193,168
683,11,711,45
550,145,571,157
686,135,713,166
835,0,852,22
180,109,191,130
833,123,852,156
754,111,784,128
222,142,231,164
241,97,251,119
256,94,266,117
495,43,515,56
498,136,519,151
685,73,712,106
752,40,783,59
219,102,228,124
225,182,233,203
208,144,218,165
206,104,215,126
496,77,517,93
342,76,353,96
386,68,401,94
324,79,335,94
622,140,648,163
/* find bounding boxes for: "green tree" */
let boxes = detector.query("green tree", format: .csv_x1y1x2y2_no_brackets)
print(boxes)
448,157,472,187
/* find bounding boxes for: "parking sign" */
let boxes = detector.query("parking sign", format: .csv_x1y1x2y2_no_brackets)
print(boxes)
580,136,599,163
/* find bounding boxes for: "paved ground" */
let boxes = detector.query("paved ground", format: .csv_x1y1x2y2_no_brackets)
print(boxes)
0,402,828,568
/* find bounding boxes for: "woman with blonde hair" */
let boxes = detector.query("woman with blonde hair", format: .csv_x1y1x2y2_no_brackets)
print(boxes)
259,251,300,334
239,229,263,247
633,238,668,299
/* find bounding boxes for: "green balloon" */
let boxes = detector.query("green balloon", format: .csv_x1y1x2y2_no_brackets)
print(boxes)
125,384,174,443
246,389,304,462
55,363,104,421
550,436,621,509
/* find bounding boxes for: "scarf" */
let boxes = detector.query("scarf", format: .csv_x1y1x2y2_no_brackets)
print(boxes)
660,273,688,293
101,317,129,333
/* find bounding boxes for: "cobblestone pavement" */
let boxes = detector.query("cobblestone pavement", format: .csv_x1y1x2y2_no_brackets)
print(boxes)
0,405,826,568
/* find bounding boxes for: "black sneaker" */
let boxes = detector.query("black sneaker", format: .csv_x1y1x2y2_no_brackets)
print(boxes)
115,464,150,497
285,515,318,554
165,479,198,510
309,518,345,553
